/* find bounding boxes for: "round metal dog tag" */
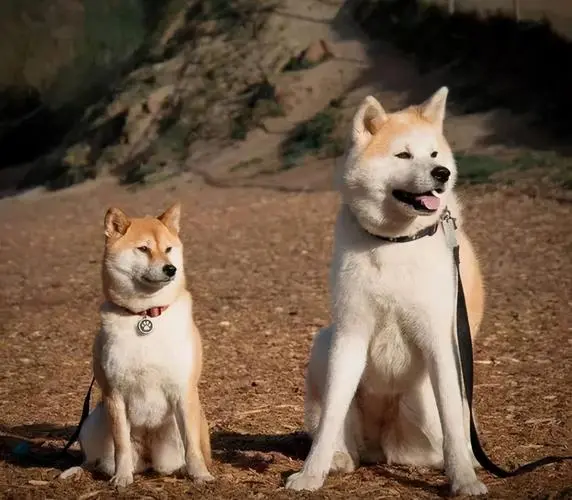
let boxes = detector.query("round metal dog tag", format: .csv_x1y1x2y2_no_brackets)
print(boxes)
137,317,154,336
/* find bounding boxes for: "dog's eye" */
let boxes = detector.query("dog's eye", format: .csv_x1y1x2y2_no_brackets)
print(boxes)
165,247,172,254
431,151,438,158
137,246,149,253
395,151,412,160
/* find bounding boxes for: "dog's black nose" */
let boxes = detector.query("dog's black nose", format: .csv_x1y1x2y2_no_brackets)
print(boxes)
163,264,177,278
431,166,451,183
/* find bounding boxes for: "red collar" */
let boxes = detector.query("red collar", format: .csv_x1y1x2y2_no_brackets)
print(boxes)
121,305,169,318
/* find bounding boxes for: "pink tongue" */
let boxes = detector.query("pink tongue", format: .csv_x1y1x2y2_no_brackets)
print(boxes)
416,194,440,210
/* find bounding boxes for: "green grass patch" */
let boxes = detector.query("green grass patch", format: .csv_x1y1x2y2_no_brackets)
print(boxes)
456,154,510,184
279,105,344,169
556,170,572,190
456,151,572,188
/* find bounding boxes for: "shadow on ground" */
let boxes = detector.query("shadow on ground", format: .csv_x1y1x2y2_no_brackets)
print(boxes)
0,423,80,471
0,424,456,496
0,423,311,473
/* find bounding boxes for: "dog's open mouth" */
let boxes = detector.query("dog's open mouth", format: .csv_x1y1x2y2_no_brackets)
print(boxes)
392,189,443,213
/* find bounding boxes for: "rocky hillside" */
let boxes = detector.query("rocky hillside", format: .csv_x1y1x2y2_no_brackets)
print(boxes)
1,0,571,197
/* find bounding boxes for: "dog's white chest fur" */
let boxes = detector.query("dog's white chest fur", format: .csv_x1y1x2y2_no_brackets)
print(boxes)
333,206,456,393
99,295,194,428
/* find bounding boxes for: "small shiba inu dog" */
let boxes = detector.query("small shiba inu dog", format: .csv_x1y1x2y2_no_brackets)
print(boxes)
285,88,487,496
66,203,213,486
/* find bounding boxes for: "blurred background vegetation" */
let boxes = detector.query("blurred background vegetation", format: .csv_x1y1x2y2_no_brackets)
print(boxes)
0,0,183,168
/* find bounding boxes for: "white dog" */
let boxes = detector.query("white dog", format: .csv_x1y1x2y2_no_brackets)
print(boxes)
285,88,487,496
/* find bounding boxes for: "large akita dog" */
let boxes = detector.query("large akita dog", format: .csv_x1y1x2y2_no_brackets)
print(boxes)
286,88,487,496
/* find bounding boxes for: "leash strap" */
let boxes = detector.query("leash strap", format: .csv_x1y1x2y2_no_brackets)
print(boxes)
452,239,572,477
60,376,95,455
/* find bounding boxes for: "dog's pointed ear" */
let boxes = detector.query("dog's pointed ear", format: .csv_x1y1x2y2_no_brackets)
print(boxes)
158,202,181,235
419,86,448,129
104,208,131,238
351,95,388,147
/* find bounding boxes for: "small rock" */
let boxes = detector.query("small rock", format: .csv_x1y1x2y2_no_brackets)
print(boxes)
302,39,335,64
219,321,231,328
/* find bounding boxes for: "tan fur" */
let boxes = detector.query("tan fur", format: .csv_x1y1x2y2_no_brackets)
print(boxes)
63,203,213,487
458,230,485,337
363,112,434,158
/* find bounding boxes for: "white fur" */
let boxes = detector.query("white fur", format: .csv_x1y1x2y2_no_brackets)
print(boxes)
286,89,487,496
78,293,195,479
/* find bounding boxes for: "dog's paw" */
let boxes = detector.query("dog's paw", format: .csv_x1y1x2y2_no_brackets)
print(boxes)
451,478,487,496
110,471,133,488
330,451,356,473
285,470,325,491
193,472,215,484
185,463,215,484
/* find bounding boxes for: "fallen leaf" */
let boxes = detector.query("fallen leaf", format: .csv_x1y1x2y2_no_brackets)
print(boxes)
79,491,103,500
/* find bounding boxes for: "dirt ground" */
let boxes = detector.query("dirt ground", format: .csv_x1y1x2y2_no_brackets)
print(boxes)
0,0,571,499
0,174,571,500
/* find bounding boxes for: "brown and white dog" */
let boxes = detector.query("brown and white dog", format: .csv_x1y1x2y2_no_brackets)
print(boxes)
63,203,213,487
286,88,487,496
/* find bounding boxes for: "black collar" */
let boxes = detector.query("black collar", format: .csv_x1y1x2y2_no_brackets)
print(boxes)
368,220,440,243
366,208,455,243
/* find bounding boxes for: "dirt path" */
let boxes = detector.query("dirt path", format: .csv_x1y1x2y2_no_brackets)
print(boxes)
0,176,570,499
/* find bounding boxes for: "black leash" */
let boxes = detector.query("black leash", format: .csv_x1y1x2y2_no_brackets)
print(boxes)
452,244,572,477
369,209,571,477
60,376,95,456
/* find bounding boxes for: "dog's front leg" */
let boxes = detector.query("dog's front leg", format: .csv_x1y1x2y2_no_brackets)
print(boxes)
427,329,487,496
285,327,370,491
174,389,214,483
104,391,133,487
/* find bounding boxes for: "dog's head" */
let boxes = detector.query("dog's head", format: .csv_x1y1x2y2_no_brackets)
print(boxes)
339,87,456,236
102,203,184,299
